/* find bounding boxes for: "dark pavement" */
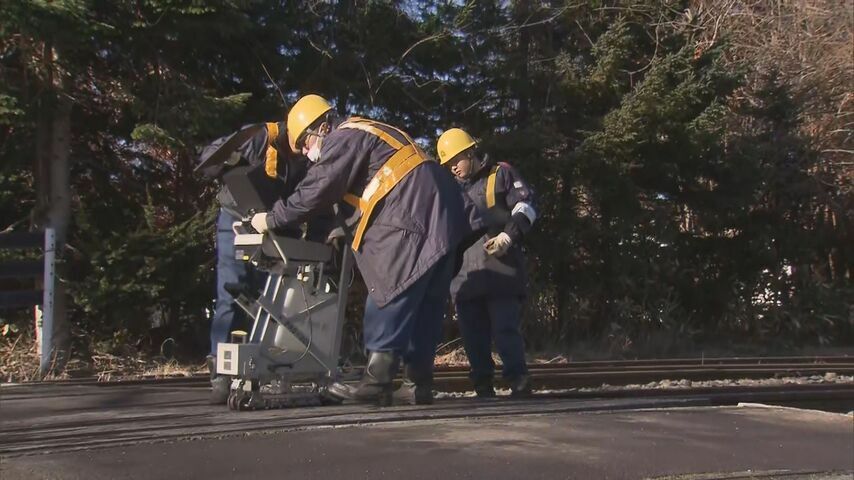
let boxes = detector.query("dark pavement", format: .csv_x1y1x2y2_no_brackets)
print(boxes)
2,405,851,480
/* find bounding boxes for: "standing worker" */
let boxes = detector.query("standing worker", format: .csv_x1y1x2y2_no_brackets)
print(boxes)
437,128,536,398
250,95,477,406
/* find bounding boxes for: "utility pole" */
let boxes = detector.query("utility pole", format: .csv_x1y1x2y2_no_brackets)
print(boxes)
33,40,72,378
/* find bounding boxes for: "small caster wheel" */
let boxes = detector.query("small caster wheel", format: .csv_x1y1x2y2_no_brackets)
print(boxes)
235,393,251,411
227,390,242,411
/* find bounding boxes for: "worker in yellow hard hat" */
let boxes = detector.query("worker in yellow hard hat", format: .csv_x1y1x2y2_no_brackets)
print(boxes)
250,94,481,406
437,127,537,398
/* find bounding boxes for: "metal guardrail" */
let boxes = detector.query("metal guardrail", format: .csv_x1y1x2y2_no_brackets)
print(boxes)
0,231,44,249
0,229,56,376
0,230,45,309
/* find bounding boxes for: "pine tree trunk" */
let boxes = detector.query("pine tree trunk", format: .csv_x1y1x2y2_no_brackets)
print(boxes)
33,41,72,376
48,94,72,372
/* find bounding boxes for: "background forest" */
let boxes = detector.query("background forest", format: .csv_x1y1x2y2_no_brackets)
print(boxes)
1,1,851,374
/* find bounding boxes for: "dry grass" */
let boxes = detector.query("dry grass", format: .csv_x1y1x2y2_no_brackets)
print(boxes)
0,333,42,382
92,354,206,382
433,342,569,368
1,333,206,383
434,346,471,367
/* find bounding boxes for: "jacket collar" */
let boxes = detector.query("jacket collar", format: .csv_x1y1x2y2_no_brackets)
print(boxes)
457,154,493,186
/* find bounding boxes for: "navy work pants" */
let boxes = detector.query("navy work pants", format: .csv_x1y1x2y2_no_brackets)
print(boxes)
455,296,528,380
210,209,249,356
363,253,455,374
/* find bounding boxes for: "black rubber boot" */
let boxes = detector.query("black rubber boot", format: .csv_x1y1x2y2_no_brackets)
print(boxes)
472,376,496,398
207,355,230,405
393,365,434,405
509,374,532,398
327,351,400,406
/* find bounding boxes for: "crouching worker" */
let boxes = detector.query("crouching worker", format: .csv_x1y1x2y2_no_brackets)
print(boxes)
250,95,474,406
198,121,310,404
437,128,537,398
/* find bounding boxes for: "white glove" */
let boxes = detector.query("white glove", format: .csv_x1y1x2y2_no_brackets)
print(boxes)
250,213,269,234
483,232,512,257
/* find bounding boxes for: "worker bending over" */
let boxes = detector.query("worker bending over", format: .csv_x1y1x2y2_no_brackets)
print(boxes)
198,121,311,403
252,95,478,405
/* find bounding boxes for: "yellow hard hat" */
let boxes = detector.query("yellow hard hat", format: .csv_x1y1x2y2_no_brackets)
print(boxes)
436,128,476,165
287,94,333,152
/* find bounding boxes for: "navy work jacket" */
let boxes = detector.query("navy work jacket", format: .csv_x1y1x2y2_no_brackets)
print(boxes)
198,122,309,214
268,120,479,307
450,159,535,301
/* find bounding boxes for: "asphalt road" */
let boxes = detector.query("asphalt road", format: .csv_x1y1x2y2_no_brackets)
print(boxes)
2,405,851,480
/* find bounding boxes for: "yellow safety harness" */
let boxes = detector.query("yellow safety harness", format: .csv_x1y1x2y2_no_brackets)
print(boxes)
485,164,501,209
264,122,280,178
337,117,428,251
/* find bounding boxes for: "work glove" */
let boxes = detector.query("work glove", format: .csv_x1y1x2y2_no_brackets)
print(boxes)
250,213,269,234
483,232,512,257
326,226,346,250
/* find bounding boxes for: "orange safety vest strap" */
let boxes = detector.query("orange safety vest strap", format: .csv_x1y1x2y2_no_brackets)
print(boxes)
337,119,428,251
264,122,280,178
486,164,500,209
342,193,361,209
344,117,430,162
346,117,420,147
350,144,426,251
339,119,405,150
265,123,279,144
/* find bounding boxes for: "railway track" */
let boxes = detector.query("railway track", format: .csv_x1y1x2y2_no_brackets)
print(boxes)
8,355,852,392
1,355,851,457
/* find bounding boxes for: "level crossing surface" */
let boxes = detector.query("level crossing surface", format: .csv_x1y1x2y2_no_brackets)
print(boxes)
1,380,851,479
1,405,851,479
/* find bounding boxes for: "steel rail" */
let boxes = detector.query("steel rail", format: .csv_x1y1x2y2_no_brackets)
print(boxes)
3,356,853,389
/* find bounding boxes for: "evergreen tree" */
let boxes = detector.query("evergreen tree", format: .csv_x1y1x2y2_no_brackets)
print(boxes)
1,1,850,366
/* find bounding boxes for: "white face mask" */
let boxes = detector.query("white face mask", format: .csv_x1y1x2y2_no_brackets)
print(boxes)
306,143,321,163
304,134,324,163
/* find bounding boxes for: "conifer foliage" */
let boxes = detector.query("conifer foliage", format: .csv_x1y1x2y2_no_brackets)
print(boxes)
1,1,850,359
